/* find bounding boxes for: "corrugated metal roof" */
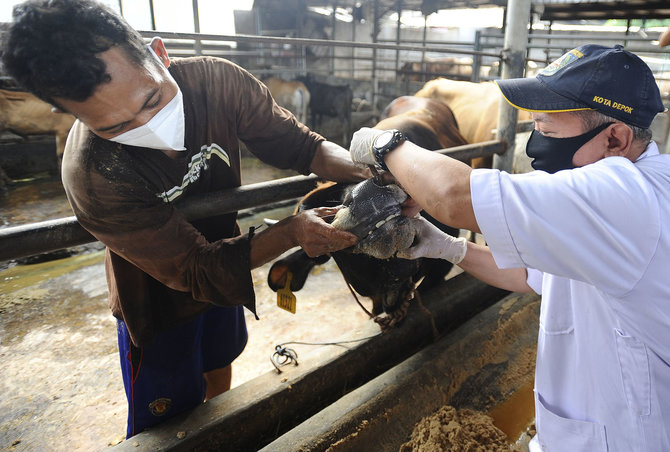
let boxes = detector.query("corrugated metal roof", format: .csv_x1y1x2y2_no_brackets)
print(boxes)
538,0,670,21
257,0,670,21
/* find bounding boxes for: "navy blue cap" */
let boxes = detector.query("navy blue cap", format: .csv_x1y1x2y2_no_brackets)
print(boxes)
495,45,665,129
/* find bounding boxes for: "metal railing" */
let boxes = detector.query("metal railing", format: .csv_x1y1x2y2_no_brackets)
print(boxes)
0,140,507,262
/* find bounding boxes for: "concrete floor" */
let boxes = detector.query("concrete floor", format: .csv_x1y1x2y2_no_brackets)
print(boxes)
0,164,373,451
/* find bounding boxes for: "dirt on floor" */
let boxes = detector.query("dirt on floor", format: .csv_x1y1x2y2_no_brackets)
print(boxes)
0,245,373,452
399,405,509,452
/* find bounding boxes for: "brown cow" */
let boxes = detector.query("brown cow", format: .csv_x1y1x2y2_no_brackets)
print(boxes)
267,96,467,323
378,95,467,149
263,77,311,125
415,78,532,168
0,88,75,165
660,26,670,48
398,57,473,82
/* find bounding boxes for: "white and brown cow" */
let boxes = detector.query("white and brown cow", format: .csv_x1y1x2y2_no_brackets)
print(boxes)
0,88,75,165
263,77,311,125
415,77,532,168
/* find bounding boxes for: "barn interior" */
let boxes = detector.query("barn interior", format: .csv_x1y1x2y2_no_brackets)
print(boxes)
1,0,670,451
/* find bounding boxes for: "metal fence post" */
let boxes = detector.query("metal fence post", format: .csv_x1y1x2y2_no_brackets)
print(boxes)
494,0,531,173
472,29,481,82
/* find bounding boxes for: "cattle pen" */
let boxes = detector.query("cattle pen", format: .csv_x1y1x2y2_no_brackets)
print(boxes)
1,0,670,451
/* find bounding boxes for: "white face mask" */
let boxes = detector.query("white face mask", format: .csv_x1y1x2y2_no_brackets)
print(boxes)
108,48,186,151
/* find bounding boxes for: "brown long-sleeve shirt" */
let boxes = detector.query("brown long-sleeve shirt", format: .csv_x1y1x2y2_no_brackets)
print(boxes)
62,57,324,346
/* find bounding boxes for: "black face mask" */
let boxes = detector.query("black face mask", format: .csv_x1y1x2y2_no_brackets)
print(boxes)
525,122,613,174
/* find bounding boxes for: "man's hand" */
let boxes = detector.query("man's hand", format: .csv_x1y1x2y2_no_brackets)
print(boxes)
397,215,467,264
291,207,358,257
349,127,385,167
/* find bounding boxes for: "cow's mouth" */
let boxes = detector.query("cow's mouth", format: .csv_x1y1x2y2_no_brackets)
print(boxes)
331,179,415,259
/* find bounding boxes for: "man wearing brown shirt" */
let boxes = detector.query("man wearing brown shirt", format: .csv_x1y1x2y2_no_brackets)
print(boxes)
2,0,368,437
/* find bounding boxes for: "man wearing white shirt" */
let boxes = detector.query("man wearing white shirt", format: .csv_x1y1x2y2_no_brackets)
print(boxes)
350,44,670,451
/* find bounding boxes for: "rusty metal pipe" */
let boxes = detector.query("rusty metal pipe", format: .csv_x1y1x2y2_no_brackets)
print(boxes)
0,175,320,261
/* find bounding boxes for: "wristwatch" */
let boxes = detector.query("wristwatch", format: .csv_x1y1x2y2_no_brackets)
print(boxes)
372,129,407,171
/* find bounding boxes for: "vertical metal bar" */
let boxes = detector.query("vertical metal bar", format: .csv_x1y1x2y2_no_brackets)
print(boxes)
421,14,427,83
472,29,481,82
525,6,533,76
331,2,337,76
351,0,356,79
149,0,156,31
395,0,402,85
625,18,631,47
118,0,123,16
192,0,202,56
296,5,303,75
493,0,531,173
371,0,379,117
256,8,263,68
546,20,553,64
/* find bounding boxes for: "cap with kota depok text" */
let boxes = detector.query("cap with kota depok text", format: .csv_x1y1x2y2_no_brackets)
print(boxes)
495,44,665,129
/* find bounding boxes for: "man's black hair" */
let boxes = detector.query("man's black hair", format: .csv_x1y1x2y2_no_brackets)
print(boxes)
2,0,152,104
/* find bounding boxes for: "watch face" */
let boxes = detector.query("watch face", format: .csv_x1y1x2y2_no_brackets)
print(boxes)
374,130,394,149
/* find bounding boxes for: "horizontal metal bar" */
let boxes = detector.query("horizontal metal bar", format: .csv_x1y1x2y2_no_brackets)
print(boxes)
438,139,505,161
173,174,319,222
0,175,319,262
481,32,663,42
0,141,505,262
516,120,535,133
139,31,503,59
0,216,96,262
523,43,670,55
377,38,476,47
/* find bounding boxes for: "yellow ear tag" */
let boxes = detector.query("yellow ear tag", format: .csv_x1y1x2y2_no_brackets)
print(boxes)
277,272,297,314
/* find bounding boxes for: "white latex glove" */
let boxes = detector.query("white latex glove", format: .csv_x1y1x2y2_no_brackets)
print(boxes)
397,215,467,264
349,127,384,167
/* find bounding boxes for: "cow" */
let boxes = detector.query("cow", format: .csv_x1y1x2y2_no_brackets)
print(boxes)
398,57,473,82
267,96,467,328
414,77,532,168
660,25,670,48
0,88,76,167
263,77,311,125
296,75,353,146
378,96,467,149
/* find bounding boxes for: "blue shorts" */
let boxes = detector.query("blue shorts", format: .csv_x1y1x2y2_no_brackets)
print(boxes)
117,305,247,438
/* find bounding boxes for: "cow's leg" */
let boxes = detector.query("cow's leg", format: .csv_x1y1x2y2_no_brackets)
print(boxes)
0,165,9,196
55,133,66,174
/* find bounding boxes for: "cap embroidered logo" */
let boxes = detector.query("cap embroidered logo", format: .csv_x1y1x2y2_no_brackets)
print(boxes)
540,49,584,77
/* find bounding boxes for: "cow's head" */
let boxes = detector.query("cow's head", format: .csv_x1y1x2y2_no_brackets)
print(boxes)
330,178,415,260
269,95,463,323
269,179,427,317
327,178,421,315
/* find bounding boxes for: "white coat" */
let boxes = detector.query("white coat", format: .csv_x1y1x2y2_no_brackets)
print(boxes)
471,142,670,451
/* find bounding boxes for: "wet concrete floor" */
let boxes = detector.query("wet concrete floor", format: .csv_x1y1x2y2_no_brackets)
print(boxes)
0,160,373,451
